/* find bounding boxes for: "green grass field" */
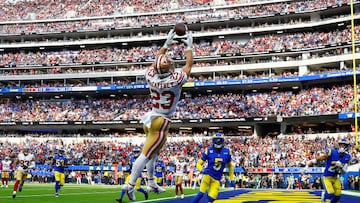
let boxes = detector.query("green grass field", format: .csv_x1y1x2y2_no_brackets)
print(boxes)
0,183,199,203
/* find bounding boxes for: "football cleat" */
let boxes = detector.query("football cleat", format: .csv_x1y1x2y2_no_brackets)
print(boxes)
147,183,166,194
19,186,23,192
55,193,59,198
181,194,184,199
12,191,16,198
144,191,148,200
115,198,122,203
122,184,136,201
174,195,178,198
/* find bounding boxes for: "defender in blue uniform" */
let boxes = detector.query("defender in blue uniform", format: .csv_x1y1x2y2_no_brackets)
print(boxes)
53,148,67,197
192,133,235,203
154,160,165,186
306,138,351,203
116,147,148,203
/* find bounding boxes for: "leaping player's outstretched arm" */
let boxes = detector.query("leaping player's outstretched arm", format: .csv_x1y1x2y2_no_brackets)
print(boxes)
159,29,177,55
181,32,193,77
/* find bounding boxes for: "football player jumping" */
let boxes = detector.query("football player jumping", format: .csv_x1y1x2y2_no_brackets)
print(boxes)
122,28,193,201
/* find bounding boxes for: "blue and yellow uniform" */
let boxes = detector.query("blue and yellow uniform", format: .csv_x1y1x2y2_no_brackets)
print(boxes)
53,148,67,197
124,155,143,189
155,160,165,185
116,147,148,203
192,133,235,203
322,146,351,203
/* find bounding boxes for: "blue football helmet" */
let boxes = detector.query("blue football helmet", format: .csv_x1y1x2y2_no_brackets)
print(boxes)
212,133,225,149
338,138,350,153
58,147,65,156
133,147,141,158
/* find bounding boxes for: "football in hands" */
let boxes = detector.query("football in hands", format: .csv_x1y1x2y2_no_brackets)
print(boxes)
174,23,187,36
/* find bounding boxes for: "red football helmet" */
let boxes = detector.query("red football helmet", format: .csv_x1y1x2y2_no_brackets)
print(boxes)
154,54,174,76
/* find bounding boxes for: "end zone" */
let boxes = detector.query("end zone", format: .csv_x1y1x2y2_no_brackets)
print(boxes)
159,189,360,203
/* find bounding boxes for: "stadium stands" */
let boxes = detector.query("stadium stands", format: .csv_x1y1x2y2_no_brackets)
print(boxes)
0,0,359,191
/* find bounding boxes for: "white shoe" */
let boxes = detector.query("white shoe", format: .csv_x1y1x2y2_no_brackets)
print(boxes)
181,194,184,199
122,184,136,201
147,183,166,194
174,195,178,198
5,185,8,188
321,191,325,203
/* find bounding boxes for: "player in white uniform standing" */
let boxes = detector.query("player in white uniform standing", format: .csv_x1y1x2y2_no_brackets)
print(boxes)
123,28,194,201
1,156,12,188
174,155,188,199
12,148,35,198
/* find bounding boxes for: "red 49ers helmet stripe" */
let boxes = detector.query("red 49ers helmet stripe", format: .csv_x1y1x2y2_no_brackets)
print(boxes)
154,54,173,75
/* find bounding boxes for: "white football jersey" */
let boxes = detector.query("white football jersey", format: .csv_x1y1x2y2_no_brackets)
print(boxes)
1,160,12,171
145,67,187,116
17,153,35,172
174,161,188,176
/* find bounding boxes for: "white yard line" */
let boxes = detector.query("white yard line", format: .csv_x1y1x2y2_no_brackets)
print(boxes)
342,190,360,197
0,191,116,199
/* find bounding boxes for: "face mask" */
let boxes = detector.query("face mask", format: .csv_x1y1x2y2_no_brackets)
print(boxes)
339,147,346,153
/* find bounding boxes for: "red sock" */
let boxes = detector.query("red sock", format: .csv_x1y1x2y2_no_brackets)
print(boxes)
5,179,8,185
180,185,183,194
14,180,20,192
175,185,178,195
1,178,4,185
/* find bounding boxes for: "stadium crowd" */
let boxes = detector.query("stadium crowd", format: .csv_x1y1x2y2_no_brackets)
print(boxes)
0,133,359,189
0,0,348,22
1,25,359,69
0,83,354,121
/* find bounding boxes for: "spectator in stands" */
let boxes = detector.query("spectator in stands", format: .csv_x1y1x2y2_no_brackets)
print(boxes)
122,28,193,201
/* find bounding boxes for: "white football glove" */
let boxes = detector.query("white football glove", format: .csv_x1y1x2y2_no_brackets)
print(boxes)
181,31,193,50
163,29,177,49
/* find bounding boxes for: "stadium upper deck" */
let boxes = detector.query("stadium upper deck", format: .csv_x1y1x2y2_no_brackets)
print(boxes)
0,0,359,137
